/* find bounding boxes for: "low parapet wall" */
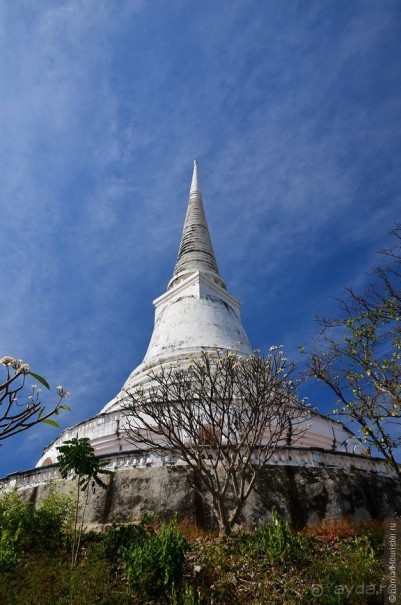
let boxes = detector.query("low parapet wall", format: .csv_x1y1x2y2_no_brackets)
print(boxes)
0,447,394,493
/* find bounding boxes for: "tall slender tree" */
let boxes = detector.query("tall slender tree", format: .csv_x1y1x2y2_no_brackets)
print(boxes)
57,437,111,567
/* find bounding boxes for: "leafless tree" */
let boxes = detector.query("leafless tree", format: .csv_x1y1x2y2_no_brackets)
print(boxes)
309,225,401,478
122,348,309,536
0,356,70,441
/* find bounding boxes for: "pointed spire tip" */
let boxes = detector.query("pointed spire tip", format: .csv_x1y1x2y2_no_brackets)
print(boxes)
190,159,201,195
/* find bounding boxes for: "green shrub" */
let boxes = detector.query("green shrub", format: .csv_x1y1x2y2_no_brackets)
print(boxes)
0,531,19,570
0,489,73,569
251,507,292,565
0,492,30,569
35,488,74,549
103,517,150,560
121,519,188,599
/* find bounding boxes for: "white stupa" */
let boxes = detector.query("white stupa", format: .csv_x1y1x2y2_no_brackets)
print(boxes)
37,161,364,467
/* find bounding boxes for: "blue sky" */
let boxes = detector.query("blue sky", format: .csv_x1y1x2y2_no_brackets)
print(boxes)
1,0,400,476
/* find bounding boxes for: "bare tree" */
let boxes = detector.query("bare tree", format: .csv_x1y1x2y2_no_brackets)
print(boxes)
123,348,309,536
0,356,70,441
309,225,401,478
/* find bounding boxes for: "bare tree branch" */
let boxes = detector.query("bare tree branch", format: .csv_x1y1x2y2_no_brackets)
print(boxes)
308,226,401,478
0,356,70,442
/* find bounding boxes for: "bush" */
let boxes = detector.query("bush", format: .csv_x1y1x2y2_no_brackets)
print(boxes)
250,507,293,564
121,518,188,600
103,517,151,560
34,487,74,549
0,489,73,569
0,492,31,569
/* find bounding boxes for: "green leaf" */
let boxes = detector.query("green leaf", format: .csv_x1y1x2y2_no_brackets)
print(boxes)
28,371,50,390
59,404,71,412
40,419,59,427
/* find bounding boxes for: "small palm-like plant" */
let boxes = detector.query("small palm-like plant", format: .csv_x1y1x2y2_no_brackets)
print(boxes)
57,437,111,567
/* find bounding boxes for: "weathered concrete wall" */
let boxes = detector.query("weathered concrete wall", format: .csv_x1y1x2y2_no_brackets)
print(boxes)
246,466,401,529
18,465,401,531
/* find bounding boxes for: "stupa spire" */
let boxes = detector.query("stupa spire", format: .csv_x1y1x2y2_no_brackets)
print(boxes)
169,161,225,289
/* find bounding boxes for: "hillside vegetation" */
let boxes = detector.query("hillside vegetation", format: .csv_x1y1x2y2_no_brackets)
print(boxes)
0,490,388,605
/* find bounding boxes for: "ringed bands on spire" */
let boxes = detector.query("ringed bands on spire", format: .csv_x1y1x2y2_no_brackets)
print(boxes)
169,161,226,290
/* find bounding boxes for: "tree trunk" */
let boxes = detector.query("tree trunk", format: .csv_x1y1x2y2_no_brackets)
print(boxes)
71,479,80,569
74,487,90,567
215,498,232,537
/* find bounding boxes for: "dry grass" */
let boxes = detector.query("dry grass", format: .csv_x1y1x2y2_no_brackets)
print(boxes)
177,518,217,542
302,517,384,542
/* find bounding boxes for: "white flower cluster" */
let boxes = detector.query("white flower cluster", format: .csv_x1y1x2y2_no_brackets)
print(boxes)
56,386,70,399
269,345,284,352
0,356,30,372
